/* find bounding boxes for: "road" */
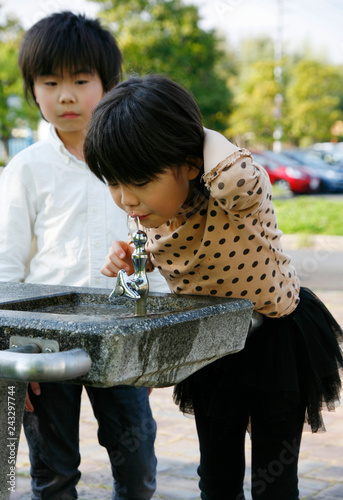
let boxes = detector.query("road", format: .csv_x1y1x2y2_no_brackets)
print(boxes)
287,248,343,290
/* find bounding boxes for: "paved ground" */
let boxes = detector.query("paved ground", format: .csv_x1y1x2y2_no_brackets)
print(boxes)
9,238,343,500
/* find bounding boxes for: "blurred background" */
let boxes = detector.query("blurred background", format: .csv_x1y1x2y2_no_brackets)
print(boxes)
1,0,343,209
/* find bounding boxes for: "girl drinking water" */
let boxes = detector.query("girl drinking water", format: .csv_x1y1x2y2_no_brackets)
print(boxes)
84,75,343,500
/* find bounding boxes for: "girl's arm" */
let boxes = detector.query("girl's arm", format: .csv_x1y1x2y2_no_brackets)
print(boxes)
202,128,270,216
203,127,239,174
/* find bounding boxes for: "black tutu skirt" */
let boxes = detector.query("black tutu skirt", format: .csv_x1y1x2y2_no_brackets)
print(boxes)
173,288,343,433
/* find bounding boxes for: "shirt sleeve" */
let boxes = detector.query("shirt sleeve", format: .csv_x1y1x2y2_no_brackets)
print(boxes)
202,149,271,218
0,162,36,282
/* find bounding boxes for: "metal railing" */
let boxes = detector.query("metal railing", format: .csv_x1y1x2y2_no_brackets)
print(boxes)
0,342,91,382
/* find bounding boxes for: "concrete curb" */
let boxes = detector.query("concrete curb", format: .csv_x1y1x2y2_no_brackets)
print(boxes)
282,234,343,251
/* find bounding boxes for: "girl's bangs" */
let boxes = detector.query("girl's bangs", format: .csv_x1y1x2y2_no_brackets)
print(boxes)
100,156,165,187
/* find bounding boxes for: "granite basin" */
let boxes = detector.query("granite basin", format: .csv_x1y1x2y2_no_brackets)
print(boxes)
0,283,253,387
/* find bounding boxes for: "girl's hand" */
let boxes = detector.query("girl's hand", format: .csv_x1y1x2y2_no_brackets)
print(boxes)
101,241,135,277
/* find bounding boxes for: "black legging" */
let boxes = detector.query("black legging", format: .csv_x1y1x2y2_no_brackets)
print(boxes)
195,394,306,500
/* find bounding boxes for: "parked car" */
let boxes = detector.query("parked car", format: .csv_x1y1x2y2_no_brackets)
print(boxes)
310,142,343,166
310,149,342,165
281,149,343,193
308,145,343,167
251,151,320,194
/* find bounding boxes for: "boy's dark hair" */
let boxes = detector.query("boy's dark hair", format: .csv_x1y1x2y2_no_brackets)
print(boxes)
84,75,205,187
18,11,122,103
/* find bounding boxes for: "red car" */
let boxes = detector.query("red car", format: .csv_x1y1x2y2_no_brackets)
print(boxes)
251,151,320,194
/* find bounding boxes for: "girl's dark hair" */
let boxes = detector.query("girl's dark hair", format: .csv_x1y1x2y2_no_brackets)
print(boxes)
18,11,122,103
84,75,205,187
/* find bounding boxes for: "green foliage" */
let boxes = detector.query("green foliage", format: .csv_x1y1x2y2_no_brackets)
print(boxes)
228,59,282,147
237,36,275,80
2,0,343,155
0,11,40,157
273,196,343,236
284,60,343,147
227,34,343,149
92,0,234,131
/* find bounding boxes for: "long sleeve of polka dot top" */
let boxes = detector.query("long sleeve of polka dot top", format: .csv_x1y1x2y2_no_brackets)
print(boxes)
145,147,300,318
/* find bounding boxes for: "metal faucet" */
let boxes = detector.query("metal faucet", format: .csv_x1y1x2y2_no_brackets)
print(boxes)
109,216,149,316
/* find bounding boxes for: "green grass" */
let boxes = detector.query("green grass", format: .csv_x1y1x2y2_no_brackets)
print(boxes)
273,195,343,235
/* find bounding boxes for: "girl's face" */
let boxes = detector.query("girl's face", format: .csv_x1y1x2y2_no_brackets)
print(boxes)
108,165,199,228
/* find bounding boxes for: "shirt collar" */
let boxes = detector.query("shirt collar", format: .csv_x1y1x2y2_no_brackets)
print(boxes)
47,125,87,168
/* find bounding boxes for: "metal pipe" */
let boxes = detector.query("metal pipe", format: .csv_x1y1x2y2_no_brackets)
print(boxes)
248,311,264,336
109,215,149,317
7,343,41,354
0,348,91,382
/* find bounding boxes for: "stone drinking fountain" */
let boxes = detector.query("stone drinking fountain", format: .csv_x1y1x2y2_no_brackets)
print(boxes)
0,217,258,499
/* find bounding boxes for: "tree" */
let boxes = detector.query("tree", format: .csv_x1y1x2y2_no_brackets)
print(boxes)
237,36,275,80
227,59,282,148
0,12,40,159
227,33,343,149
91,0,235,131
284,60,343,147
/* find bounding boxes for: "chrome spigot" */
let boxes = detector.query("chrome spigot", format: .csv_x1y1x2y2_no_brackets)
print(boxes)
109,216,149,316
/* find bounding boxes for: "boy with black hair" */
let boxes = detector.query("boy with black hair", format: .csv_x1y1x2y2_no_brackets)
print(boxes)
0,12,164,499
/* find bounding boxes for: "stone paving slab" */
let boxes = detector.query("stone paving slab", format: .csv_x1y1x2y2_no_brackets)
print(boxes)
10,289,343,500
11,386,343,500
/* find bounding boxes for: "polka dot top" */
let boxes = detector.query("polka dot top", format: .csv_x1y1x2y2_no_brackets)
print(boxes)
145,148,300,318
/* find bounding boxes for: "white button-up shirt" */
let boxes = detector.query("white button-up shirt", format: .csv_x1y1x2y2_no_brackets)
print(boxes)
0,125,168,292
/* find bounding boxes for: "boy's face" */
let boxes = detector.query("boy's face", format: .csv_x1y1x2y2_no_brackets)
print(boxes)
33,70,104,136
